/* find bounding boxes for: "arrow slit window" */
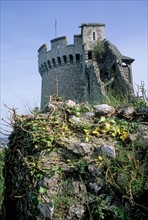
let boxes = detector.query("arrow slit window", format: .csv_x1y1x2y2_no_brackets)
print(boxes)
93,32,96,41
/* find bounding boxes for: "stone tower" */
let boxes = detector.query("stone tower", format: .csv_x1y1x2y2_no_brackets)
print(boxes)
80,23,105,60
38,23,134,109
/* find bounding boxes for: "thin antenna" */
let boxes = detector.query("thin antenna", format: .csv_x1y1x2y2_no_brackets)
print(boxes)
55,19,57,38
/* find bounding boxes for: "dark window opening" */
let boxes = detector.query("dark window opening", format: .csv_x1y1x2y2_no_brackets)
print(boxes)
63,55,67,64
44,62,48,71
93,32,96,41
87,73,91,95
52,58,56,67
88,51,92,60
76,54,80,63
112,63,116,72
57,57,61,65
47,60,51,68
69,54,73,64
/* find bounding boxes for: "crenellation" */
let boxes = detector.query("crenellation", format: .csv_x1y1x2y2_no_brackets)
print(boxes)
74,34,82,46
51,36,67,50
38,44,48,53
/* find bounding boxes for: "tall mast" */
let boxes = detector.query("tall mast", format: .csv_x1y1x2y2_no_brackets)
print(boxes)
55,19,57,38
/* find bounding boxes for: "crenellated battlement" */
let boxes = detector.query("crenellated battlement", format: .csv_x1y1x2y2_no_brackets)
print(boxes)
38,23,106,77
39,52,83,77
38,33,83,77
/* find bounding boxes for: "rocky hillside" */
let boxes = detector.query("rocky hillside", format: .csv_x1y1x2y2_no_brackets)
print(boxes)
3,97,148,220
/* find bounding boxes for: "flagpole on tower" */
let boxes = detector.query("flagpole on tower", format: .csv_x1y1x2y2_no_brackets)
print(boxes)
55,19,57,38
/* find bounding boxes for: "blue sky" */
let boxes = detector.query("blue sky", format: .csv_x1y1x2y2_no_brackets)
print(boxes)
0,0,148,135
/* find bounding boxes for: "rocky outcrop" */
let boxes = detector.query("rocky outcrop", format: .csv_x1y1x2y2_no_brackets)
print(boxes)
3,98,148,220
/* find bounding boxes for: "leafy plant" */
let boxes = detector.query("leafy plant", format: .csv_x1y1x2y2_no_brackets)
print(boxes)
74,159,88,174
67,105,81,116
52,180,75,218
91,116,129,141
92,197,108,219
103,143,146,205
93,40,105,61
111,205,131,220
52,166,62,175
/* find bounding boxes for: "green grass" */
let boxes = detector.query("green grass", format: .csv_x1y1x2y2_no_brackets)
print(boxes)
105,86,129,107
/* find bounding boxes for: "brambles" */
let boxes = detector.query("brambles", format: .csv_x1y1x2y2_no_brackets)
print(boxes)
103,143,146,203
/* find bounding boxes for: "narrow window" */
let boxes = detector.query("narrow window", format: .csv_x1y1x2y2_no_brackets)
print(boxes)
112,63,116,72
88,51,92,60
69,54,73,64
76,54,80,63
52,58,56,67
63,55,67,64
57,57,61,65
87,73,90,94
93,32,96,41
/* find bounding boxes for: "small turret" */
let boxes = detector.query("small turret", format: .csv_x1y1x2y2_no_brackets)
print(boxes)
80,23,105,50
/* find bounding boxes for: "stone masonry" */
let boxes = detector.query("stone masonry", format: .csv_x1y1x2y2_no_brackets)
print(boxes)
38,23,134,108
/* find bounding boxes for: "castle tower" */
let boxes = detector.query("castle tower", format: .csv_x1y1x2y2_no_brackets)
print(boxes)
80,23,105,61
38,33,84,108
38,23,134,109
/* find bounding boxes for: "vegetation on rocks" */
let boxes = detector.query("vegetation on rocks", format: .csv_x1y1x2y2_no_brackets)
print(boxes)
93,40,105,61
1,94,148,220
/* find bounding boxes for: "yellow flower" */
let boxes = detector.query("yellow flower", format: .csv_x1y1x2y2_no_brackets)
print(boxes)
92,128,100,136
86,136,90,142
120,131,128,141
112,125,120,137
98,156,103,161
84,129,90,135
99,116,106,123
105,122,110,130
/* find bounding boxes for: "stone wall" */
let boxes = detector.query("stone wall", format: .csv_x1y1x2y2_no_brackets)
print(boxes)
83,61,107,103
122,65,132,84
41,64,83,108
97,40,134,99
